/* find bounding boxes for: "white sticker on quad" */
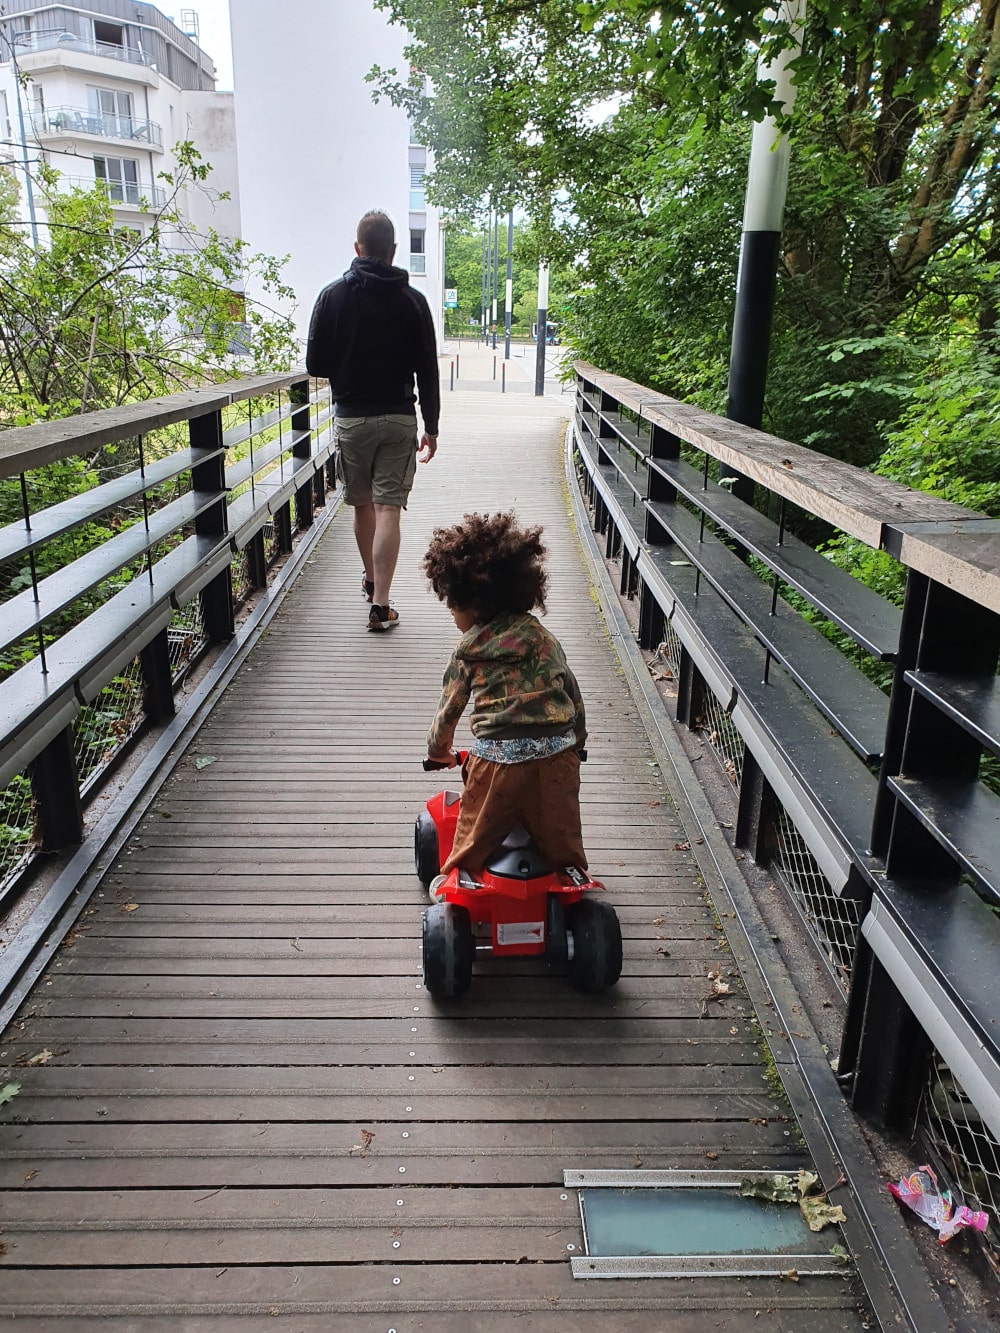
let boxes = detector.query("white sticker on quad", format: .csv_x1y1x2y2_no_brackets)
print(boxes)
497,921,545,946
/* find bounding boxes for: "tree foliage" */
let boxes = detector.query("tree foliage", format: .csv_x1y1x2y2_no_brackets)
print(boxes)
373,0,1000,490
0,144,297,426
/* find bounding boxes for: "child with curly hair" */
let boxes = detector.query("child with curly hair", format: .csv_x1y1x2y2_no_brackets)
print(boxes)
424,511,588,878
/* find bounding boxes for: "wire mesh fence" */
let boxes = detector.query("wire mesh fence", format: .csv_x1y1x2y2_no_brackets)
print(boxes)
0,772,36,895
921,1055,1000,1256
230,544,255,606
263,516,280,566
653,623,684,680
773,807,863,993
168,599,208,683
696,686,745,788
74,656,146,792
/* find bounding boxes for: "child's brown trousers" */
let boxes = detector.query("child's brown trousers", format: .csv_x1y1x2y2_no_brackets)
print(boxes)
441,748,587,874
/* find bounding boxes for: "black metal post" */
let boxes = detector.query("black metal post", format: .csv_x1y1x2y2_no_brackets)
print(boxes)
31,726,84,850
720,0,805,504
189,407,234,644
290,380,313,531
139,629,175,724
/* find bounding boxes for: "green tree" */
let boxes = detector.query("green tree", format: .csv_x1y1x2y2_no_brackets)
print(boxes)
0,144,296,426
373,0,1000,473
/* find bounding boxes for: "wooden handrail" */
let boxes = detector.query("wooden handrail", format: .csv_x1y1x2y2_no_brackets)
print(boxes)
575,362,1000,613
0,369,309,480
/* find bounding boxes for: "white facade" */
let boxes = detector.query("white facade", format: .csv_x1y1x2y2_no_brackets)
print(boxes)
229,1,443,347
0,3,240,246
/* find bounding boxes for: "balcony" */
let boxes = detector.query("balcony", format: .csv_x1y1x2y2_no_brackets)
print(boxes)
13,30,152,67
31,106,163,150
54,174,167,210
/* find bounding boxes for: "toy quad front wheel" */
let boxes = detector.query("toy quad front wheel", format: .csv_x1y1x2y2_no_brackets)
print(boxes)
414,811,440,887
567,899,622,992
422,902,475,997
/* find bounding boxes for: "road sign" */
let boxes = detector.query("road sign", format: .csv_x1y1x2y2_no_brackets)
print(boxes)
444,288,458,308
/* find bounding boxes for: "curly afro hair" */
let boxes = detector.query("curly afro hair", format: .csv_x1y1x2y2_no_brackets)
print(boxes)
423,512,548,619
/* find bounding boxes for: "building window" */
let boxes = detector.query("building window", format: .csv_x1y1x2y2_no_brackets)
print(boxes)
95,155,140,204
94,20,125,48
409,228,425,274
1,91,11,140
409,165,425,210
89,87,134,138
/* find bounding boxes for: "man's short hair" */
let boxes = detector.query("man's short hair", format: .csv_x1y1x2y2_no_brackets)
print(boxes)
357,211,396,261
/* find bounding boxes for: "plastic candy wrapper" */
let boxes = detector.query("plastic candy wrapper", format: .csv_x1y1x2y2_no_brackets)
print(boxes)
888,1166,989,1244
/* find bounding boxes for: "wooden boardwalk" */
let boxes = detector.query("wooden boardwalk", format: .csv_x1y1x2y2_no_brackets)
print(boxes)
0,349,867,1326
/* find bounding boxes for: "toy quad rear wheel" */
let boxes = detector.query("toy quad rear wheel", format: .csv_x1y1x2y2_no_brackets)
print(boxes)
422,902,474,997
567,899,622,992
414,811,440,887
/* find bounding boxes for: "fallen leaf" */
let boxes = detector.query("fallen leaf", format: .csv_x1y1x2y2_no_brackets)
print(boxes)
0,1082,22,1106
24,1169,37,1181
800,1196,847,1232
25,1050,53,1066
123,903,139,913
782,1268,800,1281
740,1174,799,1204
195,755,218,770
704,1151,718,1160
673,841,690,851
349,1128,375,1157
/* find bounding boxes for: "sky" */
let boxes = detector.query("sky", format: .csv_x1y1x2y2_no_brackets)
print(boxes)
183,0,233,91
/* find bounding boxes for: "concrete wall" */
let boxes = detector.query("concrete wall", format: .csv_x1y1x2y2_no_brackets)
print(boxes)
180,91,242,240
230,0,442,348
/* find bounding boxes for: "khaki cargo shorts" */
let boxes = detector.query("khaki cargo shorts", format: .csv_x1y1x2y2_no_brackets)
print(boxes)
334,414,419,508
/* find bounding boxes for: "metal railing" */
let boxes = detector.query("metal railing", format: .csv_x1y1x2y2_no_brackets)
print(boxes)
11,31,152,67
52,174,167,209
0,371,336,903
572,360,1000,1235
31,106,163,148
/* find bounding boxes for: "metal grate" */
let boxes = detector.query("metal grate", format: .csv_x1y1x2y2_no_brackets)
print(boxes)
0,772,36,893
74,656,146,791
696,688,745,788
773,808,862,993
921,1055,1000,1251
168,599,207,683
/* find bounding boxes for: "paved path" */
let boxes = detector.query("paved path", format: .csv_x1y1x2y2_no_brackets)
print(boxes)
0,348,866,1326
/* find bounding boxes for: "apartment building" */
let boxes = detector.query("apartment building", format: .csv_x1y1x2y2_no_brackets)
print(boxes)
0,1,240,244
229,1,443,344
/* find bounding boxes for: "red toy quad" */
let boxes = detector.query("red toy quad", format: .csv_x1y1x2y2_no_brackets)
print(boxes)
415,752,623,997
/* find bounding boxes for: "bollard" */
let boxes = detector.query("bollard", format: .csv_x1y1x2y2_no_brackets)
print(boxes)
456,353,460,380
501,363,506,393
493,356,497,381
450,361,454,391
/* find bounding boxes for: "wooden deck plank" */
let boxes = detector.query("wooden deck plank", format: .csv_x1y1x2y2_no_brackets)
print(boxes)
0,353,867,1325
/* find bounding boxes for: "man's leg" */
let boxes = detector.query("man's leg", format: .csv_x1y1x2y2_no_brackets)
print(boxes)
354,503,376,585
371,503,402,607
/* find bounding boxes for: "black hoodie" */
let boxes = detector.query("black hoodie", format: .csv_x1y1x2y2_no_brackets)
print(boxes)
305,257,440,436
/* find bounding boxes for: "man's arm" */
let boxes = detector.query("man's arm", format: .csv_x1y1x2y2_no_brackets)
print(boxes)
305,283,338,379
410,290,441,441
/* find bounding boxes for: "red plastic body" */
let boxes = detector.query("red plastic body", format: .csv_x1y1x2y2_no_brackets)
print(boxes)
424,785,605,957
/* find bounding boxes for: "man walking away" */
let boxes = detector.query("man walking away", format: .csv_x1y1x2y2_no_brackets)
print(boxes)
306,210,439,631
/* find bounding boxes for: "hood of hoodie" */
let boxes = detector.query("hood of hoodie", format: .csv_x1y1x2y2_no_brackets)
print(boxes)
345,256,411,291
